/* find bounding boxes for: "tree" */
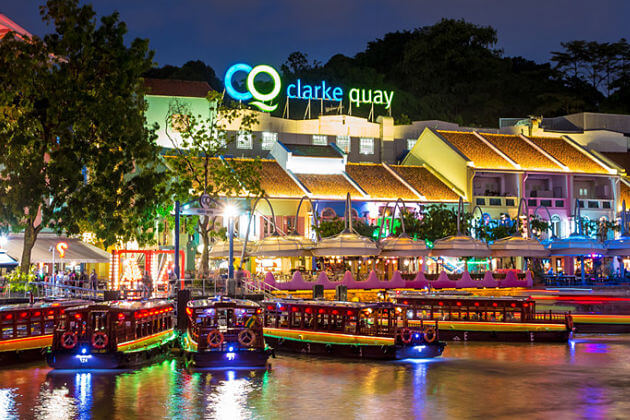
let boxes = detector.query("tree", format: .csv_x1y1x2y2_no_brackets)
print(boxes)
403,204,472,244
164,91,263,278
144,60,223,92
0,0,167,272
313,217,376,239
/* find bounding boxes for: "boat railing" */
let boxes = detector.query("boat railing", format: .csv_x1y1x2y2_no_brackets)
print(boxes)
529,310,571,324
243,277,289,299
29,281,104,300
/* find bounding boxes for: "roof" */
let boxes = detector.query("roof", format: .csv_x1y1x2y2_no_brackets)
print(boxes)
188,297,260,309
391,165,460,201
436,130,514,170
282,143,343,158
527,136,607,174
259,160,305,197
0,300,89,313
345,163,419,200
0,14,30,40
143,78,211,98
602,152,630,173
480,133,563,171
295,174,363,198
5,233,110,264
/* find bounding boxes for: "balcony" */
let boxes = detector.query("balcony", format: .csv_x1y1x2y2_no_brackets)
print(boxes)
474,196,518,207
576,199,613,210
526,197,566,209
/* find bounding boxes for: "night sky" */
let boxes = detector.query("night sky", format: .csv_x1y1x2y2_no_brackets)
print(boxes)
3,0,630,77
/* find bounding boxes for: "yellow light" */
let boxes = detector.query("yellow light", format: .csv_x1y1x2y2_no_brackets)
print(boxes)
223,204,239,219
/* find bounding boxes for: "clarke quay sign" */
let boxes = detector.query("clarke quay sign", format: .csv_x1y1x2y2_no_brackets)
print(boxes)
224,63,394,113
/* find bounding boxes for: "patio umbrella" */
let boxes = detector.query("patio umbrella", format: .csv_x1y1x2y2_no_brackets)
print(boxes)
209,238,247,259
431,235,491,258
250,234,310,257
380,233,429,257
490,236,550,258
0,250,18,268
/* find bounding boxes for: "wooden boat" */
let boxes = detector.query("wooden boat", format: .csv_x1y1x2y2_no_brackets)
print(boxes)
390,292,572,342
262,299,445,359
181,297,271,369
47,300,176,369
0,300,88,364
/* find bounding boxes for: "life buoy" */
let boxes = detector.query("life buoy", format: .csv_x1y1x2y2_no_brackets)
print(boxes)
207,330,224,348
567,316,574,331
400,328,413,344
424,326,437,343
92,332,109,349
61,332,78,349
238,328,256,347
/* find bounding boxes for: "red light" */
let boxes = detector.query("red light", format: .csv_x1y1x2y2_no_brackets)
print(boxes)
185,307,193,317
438,302,444,306
20,312,28,318
48,310,54,315
118,313,125,320
291,307,298,312
60,309,65,314
456,302,461,306
318,308,325,314
347,310,353,316
267,305,274,311
492,303,498,307
256,308,262,314
279,306,285,311
510,303,516,308
474,302,479,307
523,303,528,308
332,310,339,315
403,300,409,305
33,311,41,317
305,308,312,314
5,314,12,320
74,313,82,320
52,303,60,307
134,312,141,319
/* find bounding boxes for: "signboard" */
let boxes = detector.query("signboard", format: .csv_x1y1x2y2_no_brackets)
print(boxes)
224,63,395,112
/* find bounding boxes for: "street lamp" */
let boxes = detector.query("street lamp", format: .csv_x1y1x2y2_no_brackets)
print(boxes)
223,203,239,295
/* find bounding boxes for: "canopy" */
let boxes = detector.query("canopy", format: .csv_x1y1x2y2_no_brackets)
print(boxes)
209,238,248,259
605,236,630,256
547,234,605,257
4,233,110,264
250,234,310,257
311,231,379,257
490,236,549,258
379,234,429,257
431,235,491,258
0,250,18,268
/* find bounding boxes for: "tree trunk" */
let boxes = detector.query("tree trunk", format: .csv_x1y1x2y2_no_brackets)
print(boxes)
20,221,39,274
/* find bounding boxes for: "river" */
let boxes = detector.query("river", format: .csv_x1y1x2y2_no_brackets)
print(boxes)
1,334,629,419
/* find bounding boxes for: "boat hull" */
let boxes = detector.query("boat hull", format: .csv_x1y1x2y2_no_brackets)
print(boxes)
264,334,444,360
0,334,54,365
46,337,174,369
410,320,570,342
572,315,630,333
184,349,270,369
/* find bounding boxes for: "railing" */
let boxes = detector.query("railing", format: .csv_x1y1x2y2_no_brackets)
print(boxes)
474,196,518,207
529,311,570,324
29,281,104,300
526,197,566,209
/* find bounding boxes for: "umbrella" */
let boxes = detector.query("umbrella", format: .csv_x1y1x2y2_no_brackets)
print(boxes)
431,235,491,258
250,234,310,257
490,236,549,258
380,234,428,257
209,238,248,259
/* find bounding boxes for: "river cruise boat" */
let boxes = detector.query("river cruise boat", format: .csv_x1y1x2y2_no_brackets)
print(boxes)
0,300,88,364
262,299,445,359
181,297,271,369
47,300,176,369
389,291,572,342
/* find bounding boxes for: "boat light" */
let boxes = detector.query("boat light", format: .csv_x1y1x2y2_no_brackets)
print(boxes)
228,346,234,352
81,347,87,355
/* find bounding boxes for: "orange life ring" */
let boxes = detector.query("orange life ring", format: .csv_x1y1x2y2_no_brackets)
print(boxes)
400,328,413,344
92,332,109,349
238,328,256,347
424,326,437,343
61,331,78,349
207,330,224,348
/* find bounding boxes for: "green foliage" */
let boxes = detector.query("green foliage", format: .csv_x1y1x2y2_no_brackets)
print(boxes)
0,0,168,271
529,215,551,239
314,217,376,239
402,204,472,243
5,268,37,293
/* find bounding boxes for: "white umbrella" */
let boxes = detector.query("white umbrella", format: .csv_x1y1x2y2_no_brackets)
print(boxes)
431,235,491,258
311,231,379,257
250,234,310,257
491,236,549,258
379,234,428,257
209,238,248,259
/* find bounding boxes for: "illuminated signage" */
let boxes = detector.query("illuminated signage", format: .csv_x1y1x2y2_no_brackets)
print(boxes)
56,242,68,258
224,63,395,112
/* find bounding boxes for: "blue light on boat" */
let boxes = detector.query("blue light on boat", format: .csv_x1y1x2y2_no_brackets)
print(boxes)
81,347,87,355
228,346,234,352
413,345,426,351
414,333,420,339
226,352,236,361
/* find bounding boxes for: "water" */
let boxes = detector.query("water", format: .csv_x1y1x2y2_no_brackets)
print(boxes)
1,335,630,419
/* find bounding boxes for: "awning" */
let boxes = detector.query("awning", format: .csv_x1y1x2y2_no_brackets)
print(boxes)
5,233,111,264
0,250,18,268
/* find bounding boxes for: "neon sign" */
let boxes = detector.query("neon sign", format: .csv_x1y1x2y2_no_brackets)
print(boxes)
56,242,68,258
224,63,395,112
224,63,281,112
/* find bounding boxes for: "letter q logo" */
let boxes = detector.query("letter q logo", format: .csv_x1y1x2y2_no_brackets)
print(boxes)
224,63,281,112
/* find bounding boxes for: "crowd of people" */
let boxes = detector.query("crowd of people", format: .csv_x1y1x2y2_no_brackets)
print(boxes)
41,269,99,291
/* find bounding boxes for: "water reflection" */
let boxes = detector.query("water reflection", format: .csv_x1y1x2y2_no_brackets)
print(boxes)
1,337,630,418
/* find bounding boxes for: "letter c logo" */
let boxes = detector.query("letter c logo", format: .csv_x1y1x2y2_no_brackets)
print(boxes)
224,63,281,112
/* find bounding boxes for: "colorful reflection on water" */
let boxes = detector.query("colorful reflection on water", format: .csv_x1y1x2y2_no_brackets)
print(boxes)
1,335,630,419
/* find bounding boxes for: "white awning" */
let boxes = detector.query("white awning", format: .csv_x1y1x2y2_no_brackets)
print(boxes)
5,233,111,264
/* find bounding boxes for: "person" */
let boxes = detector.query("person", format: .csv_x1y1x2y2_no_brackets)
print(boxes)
141,271,152,299
79,270,87,288
89,269,97,292
168,269,178,296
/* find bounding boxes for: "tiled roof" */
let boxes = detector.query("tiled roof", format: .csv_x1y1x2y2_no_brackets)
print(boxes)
345,163,419,200
480,133,563,171
391,165,460,202
0,14,30,39
259,160,304,197
436,130,514,170
527,136,607,174
295,174,363,198
620,182,630,207
144,78,211,98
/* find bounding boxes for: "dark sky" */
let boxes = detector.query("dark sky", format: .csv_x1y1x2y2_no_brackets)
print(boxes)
3,0,630,78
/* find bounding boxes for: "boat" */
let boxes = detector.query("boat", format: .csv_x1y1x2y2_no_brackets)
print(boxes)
46,300,176,369
181,297,272,369
0,300,88,364
390,291,572,342
262,299,445,359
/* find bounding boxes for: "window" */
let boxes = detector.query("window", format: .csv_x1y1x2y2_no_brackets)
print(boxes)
579,188,588,197
407,138,417,150
336,135,350,153
312,135,327,146
360,138,374,155
262,132,277,150
237,132,252,149
551,215,562,238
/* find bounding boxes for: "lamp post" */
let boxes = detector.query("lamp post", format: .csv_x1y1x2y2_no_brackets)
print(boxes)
223,203,239,296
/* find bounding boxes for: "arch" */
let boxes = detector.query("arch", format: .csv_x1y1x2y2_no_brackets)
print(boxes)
376,198,409,240
321,207,336,220
238,196,278,269
293,195,321,240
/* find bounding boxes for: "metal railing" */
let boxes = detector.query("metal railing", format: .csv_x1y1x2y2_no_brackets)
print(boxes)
29,281,104,300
